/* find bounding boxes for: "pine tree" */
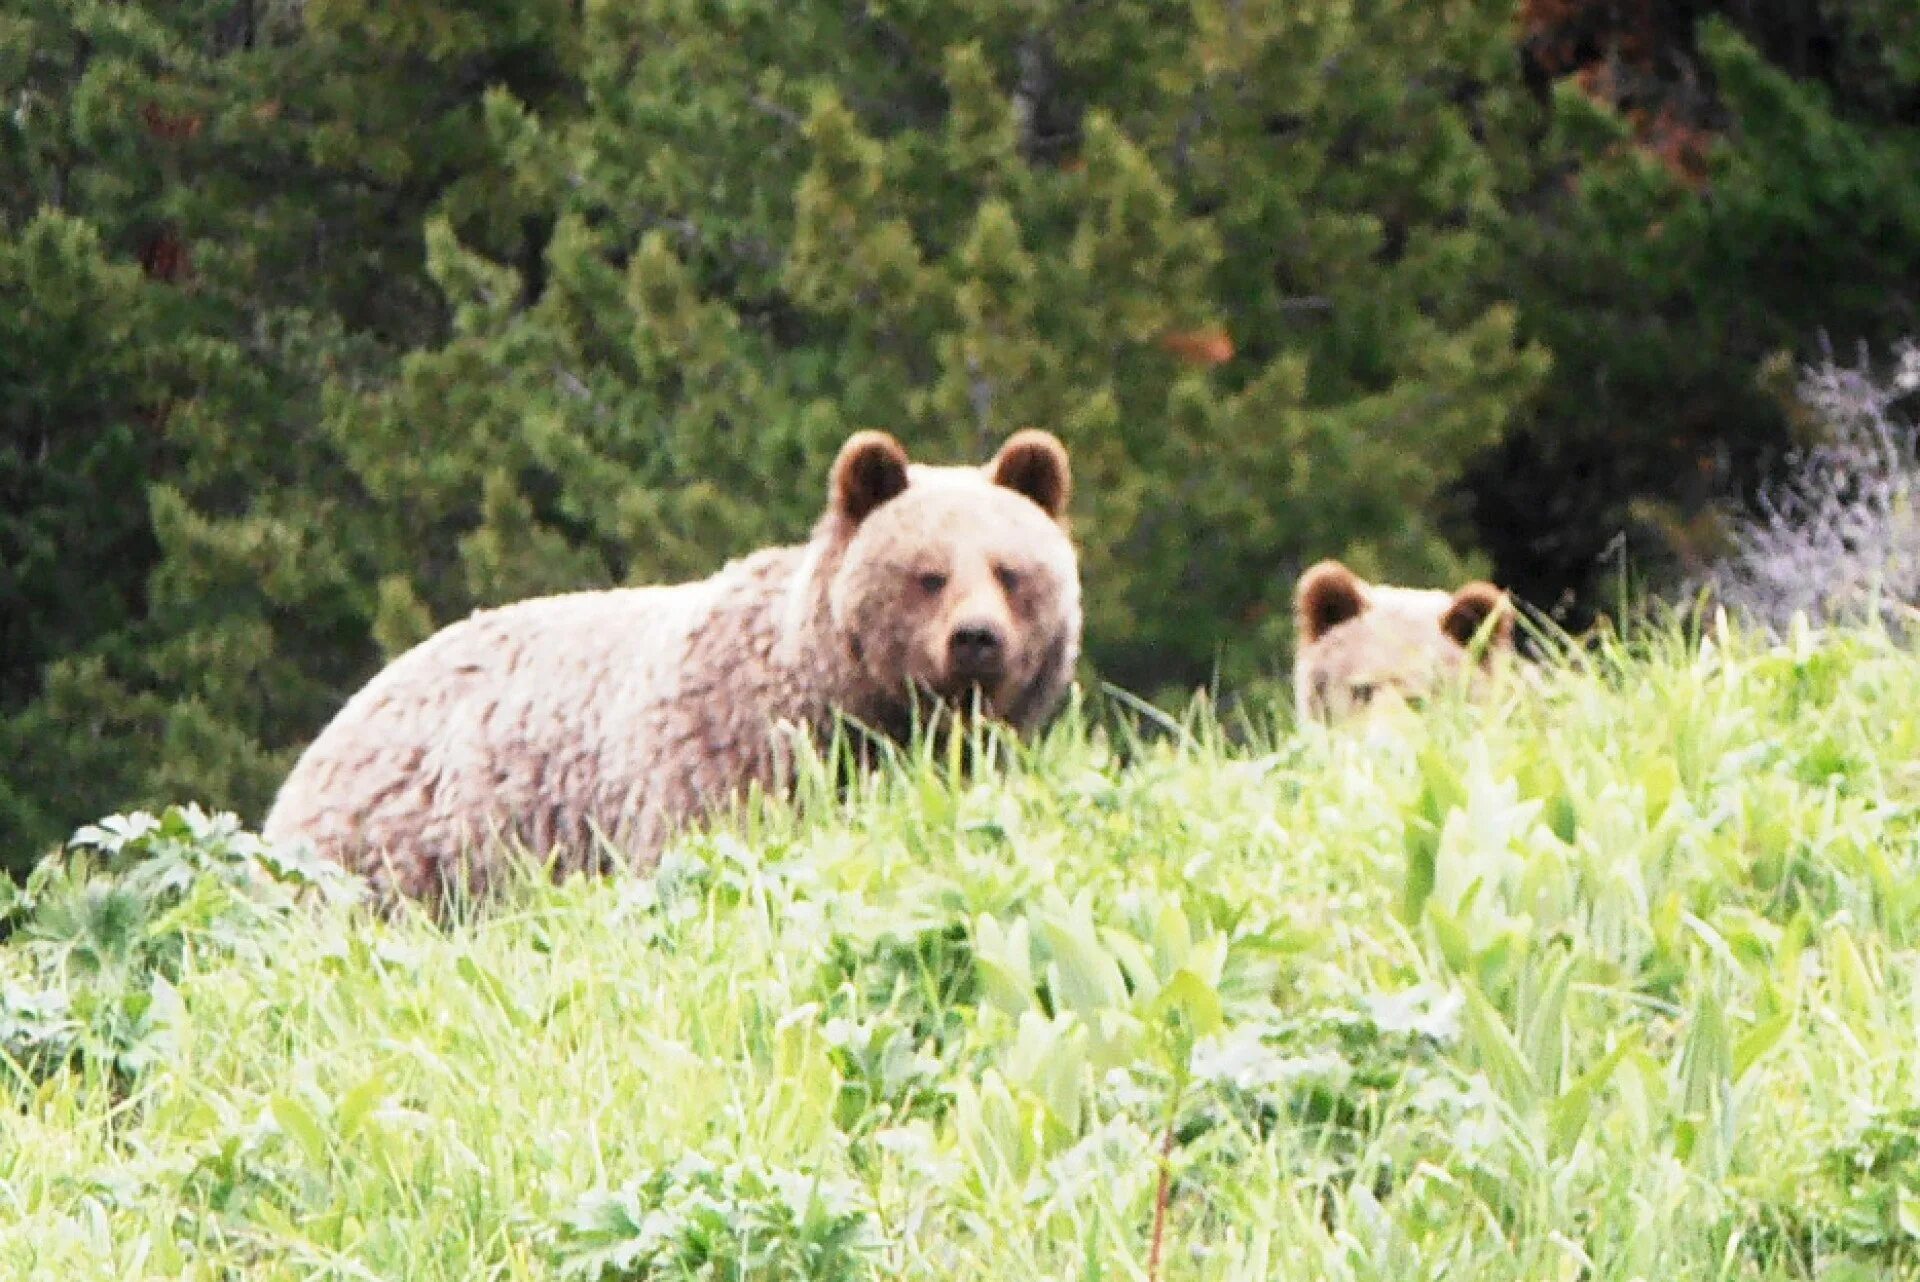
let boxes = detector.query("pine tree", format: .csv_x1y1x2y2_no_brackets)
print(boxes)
0,0,584,870
322,0,1547,704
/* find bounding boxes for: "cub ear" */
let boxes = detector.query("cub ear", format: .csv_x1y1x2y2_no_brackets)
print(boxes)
1295,560,1368,643
831,430,912,523
988,429,1071,519
1440,581,1513,651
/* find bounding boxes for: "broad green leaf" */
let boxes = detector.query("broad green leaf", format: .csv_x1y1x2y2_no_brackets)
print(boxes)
271,1092,332,1168
1548,1030,1641,1157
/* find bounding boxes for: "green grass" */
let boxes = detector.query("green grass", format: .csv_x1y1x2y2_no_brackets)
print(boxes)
7,617,1920,1280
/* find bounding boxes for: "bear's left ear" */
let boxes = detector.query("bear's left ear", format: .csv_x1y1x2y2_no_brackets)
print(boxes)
1440,582,1513,651
831,430,912,523
988,429,1071,520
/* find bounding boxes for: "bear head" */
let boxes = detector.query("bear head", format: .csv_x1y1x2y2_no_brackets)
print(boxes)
1293,559,1514,723
813,428,1082,734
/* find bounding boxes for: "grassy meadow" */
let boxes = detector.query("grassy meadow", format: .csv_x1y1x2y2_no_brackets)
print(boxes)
5,618,1920,1280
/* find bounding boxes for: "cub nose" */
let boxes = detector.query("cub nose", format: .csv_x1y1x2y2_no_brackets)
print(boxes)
948,622,1007,681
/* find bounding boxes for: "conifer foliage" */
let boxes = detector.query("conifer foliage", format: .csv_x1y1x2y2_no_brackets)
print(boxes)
330,0,1548,698
1,0,578,866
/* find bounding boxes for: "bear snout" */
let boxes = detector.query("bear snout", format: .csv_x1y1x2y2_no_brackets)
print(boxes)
946,620,1009,684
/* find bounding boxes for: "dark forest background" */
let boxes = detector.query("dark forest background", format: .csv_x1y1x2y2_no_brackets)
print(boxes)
4,0,1918,871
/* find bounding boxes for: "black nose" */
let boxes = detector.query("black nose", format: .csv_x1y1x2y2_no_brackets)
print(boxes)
948,623,1006,680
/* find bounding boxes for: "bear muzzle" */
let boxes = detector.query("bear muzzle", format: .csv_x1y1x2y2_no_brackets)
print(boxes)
946,620,1009,685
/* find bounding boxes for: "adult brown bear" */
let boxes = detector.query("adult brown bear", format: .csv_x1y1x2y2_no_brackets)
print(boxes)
264,430,1081,900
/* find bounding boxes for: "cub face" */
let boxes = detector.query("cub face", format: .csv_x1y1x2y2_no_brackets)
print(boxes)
824,430,1082,733
1293,559,1514,723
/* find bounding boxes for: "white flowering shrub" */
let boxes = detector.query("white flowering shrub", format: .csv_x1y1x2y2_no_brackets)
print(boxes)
1703,341,1920,631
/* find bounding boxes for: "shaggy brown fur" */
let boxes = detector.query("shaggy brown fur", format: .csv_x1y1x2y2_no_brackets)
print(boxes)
1293,560,1514,723
263,430,1081,900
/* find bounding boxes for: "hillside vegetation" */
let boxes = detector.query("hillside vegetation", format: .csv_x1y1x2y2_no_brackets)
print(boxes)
5,620,1920,1280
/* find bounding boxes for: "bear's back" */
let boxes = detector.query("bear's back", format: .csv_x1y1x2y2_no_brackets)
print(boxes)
262,549,799,896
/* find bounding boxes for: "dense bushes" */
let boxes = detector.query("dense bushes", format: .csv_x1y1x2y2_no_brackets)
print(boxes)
1474,9,1920,616
5,0,1920,872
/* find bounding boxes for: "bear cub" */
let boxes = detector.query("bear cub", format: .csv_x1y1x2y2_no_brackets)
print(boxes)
263,429,1082,901
1293,559,1514,723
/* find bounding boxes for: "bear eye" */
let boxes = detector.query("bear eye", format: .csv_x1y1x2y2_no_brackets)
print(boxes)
994,564,1022,593
1352,682,1376,706
916,571,949,594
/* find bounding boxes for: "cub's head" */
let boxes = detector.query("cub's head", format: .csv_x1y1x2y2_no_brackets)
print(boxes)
1293,559,1514,723
817,429,1081,733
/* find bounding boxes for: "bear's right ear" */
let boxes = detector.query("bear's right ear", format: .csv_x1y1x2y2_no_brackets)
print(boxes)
988,429,1071,520
831,431,912,523
1440,582,1513,651
1295,560,1368,643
